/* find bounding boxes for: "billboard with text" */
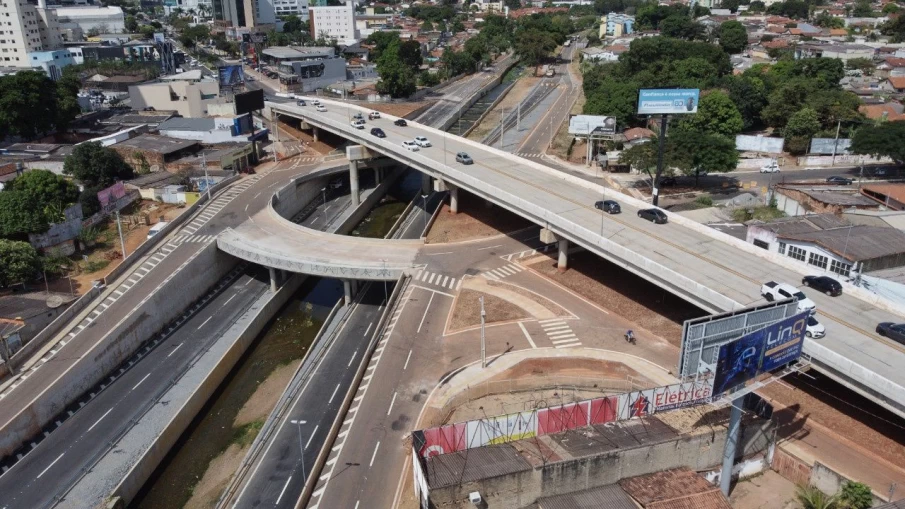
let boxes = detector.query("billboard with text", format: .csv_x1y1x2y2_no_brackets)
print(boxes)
218,65,245,87
638,88,700,115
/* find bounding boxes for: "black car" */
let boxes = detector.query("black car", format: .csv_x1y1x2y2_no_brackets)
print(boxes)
638,208,668,224
826,176,853,185
802,275,842,296
876,322,905,346
394,119,407,127
595,199,621,214
370,127,386,138
658,177,677,187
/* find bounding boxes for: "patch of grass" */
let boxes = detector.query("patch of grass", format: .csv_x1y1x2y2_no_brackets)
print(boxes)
732,205,785,223
694,194,713,207
231,419,264,448
81,259,110,274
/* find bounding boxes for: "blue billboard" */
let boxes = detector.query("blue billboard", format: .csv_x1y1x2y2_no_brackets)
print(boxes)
218,65,245,87
637,88,700,115
712,312,809,395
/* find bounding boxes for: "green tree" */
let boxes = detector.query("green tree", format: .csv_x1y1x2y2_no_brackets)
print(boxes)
513,29,557,69
795,485,838,509
282,14,304,33
0,239,41,287
814,11,845,28
79,186,102,217
504,0,521,9
669,128,739,183
719,20,748,54
881,14,905,42
366,31,402,61
421,19,434,32
728,75,768,129
0,191,48,238
583,78,641,128
6,170,79,214
0,71,62,140
748,0,765,12
850,121,905,164
619,141,659,176
784,107,821,138
398,40,424,68
838,482,873,509
721,0,740,12
124,15,138,32
139,25,156,39
419,71,441,87
882,2,899,14
671,58,719,89
852,0,874,17
681,91,744,137
658,15,705,40
767,0,809,19
376,59,417,98
845,57,875,75
63,142,134,188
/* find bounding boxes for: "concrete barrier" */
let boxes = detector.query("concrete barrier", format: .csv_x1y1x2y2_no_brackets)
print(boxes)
109,273,307,503
0,242,240,459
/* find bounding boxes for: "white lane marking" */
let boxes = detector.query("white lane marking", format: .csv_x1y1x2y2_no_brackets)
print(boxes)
417,292,435,333
36,453,64,479
441,276,449,287
363,321,373,337
167,342,184,358
518,322,537,349
403,349,413,370
549,332,576,339
197,316,213,330
539,318,565,324
428,273,436,285
222,294,236,307
305,424,319,449
369,441,380,468
245,278,253,286
354,501,360,509
424,251,453,255
87,408,113,432
275,476,293,505
555,342,581,348
328,383,341,404
551,337,578,344
478,244,502,250
348,349,358,368
543,325,570,332
387,391,398,416
456,279,463,290
132,373,151,391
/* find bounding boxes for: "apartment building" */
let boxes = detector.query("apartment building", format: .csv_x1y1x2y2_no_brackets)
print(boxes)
273,0,307,20
0,0,63,67
309,1,356,42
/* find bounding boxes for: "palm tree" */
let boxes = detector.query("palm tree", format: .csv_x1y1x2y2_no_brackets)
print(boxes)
796,485,838,509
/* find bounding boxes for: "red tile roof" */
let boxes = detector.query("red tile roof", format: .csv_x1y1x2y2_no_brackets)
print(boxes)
859,103,905,121
623,127,655,142
620,468,732,509
889,76,905,90
885,57,905,67
829,28,848,36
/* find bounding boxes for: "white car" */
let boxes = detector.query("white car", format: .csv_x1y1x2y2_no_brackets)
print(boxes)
316,105,327,112
760,163,780,173
806,315,825,338
312,99,321,106
368,111,381,120
414,136,431,148
761,281,816,314
351,119,365,129
402,140,420,151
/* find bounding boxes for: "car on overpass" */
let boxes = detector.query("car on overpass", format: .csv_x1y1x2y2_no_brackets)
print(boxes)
351,119,365,129
638,208,667,224
414,136,431,148
876,322,905,345
595,200,621,214
371,127,386,138
402,140,420,151
806,315,826,338
802,275,842,296
316,104,327,112
761,281,816,313
369,111,381,120
456,152,474,164
394,119,408,127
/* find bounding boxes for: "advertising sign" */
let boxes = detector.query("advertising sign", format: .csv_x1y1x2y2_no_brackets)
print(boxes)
637,88,700,115
735,134,786,154
568,115,617,136
153,32,165,44
218,65,245,87
809,138,852,155
617,379,714,420
712,312,808,395
235,89,265,115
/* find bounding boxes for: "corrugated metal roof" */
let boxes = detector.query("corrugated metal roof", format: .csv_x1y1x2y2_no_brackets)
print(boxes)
874,499,905,509
779,225,905,262
620,467,715,506
647,490,732,509
158,117,216,132
425,444,532,489
537,484,637,509
749,213,848,235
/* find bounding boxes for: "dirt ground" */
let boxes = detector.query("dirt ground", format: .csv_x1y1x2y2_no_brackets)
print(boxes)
183,360,301,509
525,252,702,344
729,470,799,509
368,101,429,119
425,191,533,244
467,71,538,141
487,280,571,318
449,288,528,331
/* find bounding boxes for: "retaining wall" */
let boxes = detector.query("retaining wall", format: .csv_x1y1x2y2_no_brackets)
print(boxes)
0,242,239,458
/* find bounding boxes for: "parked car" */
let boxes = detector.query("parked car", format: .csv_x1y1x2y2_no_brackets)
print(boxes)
658,177,677,187
394,119,408,127
760,162,780,173
414,136,431,147
802,275,842,296
876,322,905,345
455,152,473,164
638,208,668,224
368,111,381,120
402,140,420,151
806,316,825,338
594,200,621,214
316,105,327,112
370,127,386,138
351,119,365,129
761,281,816,314
296,99,306,106
825,176,853,185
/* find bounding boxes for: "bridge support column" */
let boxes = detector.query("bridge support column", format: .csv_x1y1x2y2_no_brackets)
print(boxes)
312,126,319,142
269,267,279,292
421,173,432,194
349,160,360,207
375,167,382,185
557,239,569,272
448,184,459,214
343,280,353,306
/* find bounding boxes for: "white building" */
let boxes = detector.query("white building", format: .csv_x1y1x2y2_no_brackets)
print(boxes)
0,0,63,68
243,0,276,27
54,6,125,34
309,1,356,42
274,0,308,20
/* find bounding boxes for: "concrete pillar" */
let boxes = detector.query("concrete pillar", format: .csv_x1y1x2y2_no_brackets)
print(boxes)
350,160,360,207
421,173,432,194
343,280,353,306
557,239,569,272
449,184,459,214
269,267,278,292
351,280,359,294
375,167,382,185
312,126,319,142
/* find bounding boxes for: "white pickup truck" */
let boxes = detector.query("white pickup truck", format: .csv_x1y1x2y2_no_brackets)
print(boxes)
761,281,816,314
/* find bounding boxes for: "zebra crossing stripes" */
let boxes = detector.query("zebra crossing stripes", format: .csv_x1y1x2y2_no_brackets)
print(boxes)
173,234,217,244
513,152,542,159
481,263,524,281
180,175,263,236
414,269,461,291
538,318,581,348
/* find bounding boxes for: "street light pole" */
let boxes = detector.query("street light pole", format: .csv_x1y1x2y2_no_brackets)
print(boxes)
422,194,429,235
115,210,127,259
290,419,308,489
480,296,486,368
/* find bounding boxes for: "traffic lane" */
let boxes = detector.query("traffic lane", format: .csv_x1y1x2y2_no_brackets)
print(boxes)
0,269,268,508
0,239,205,420
316,286,455,509
234,283,386,509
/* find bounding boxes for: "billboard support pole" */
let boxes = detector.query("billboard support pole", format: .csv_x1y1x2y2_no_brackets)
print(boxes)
720,394,743,496
652,114,668,207
831,120,841,167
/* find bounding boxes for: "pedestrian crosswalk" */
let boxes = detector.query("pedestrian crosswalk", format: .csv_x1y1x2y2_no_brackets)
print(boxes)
180,174,263,236
513,152,542,159
539,318,581,348
481,263,524,281
174,234,217,244
414,269,462,291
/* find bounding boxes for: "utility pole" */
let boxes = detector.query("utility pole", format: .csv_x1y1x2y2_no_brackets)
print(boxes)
480,296,486,368
500,107,505,149
652,114,668,207
202,151,211,200
115,210,127,259
517,101,520,131
830,120,841,167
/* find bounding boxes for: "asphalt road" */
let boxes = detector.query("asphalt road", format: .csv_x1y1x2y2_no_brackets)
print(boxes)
0,269,268,508
416,55,516,128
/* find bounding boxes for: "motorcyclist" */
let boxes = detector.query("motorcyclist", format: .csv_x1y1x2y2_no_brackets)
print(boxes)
625,329,635,343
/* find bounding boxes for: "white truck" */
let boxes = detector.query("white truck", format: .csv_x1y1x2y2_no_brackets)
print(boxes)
543,65,555,77
761,281,816,314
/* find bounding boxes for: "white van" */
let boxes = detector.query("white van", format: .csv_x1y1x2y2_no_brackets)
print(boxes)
147,221,170,240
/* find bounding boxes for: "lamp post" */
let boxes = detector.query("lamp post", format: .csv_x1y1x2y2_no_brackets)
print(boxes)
290,419,308,489
422,194,429,234
480,296,486,368
321,186,328,222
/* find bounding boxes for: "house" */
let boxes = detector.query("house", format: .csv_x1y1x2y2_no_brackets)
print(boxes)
581,47,619,62
620,127,655,147
772,184,880,216
128,81,221,118
861,184,905,210
746,214,905,278
788,22,822,36
109,134,200,172
889,76,905,93
795,43,876,63
859,102,905,121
